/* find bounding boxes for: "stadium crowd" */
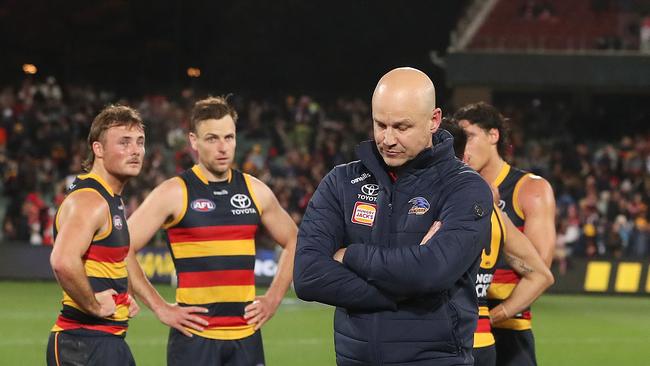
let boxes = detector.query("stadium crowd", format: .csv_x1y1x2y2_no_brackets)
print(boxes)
1,78,649,266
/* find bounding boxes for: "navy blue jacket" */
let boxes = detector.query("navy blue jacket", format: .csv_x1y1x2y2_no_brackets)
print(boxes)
294,130,493,365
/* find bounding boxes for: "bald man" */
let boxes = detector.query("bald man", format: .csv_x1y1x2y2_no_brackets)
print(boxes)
294,67,493,365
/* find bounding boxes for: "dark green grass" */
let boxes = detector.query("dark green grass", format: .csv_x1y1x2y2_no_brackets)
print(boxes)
1,281,648,365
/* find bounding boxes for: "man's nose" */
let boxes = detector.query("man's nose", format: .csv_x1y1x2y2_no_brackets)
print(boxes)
383,127,397,146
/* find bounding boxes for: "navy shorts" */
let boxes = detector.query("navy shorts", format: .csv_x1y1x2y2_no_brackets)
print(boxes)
46,330,135,366
493,328,537,366
167,328,265,366
473,344,496,366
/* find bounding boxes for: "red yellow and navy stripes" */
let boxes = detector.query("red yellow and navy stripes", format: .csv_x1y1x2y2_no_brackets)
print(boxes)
166,167,261,340
51,174,131,336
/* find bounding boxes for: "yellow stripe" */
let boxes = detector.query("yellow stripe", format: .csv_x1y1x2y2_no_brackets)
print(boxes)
51,324,63,332
84,259,127,279
584,261,611,292
473,332,495,348
191,165,209,185
189,324,255,340
112,304,130,322
512,173,531,221
482,209,504,269
176,285,255,304
243,173,263,215
492,163,510,187
78,172,114,197
54,332,61,366
171,240,255,259
162,177,188,229
492,318,531,331
487,283,515,300
615,262,642,293
646,265,650,293
62,293,84,310
478,306,490,316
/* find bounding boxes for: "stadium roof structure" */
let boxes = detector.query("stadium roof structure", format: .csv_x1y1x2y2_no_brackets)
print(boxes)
445,0,650,94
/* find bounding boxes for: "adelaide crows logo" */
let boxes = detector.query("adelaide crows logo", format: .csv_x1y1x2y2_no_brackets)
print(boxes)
408,197,430,215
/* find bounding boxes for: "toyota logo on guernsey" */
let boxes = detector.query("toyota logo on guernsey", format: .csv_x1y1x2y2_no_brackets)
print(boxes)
230,194,257,215
358,184,379,202
191,199,216,212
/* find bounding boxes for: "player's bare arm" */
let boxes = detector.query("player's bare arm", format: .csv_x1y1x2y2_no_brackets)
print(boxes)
50,191,118,318
490,215,554,324
126,177,209,337
519,175,556,267
243,175,297,330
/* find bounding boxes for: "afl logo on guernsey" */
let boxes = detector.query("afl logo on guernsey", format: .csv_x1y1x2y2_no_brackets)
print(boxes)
191,199,216,212
113,215,123,230
230,194,257,215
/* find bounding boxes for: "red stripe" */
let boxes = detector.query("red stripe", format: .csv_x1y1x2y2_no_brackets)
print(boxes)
476,317,491,333
55,316,127,334
168,225,258,242
517,225,525,232
198,315,248,328
178,270,255,288
83,245,128,263
492,269,521,284
114,293,130,306
521,310,532,320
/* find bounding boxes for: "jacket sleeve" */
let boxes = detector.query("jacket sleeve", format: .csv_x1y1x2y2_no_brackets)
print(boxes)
294,169,398,311
342,176,492,297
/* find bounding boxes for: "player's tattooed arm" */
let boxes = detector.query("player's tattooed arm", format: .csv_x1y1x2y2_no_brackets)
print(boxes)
505,253,534,276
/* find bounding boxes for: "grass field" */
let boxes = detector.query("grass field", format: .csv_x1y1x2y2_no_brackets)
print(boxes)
1,281,648,365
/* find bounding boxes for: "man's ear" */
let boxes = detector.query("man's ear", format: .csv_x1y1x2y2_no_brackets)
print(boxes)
430,108,442,133
488,128,500,145
188,132,198,151
92,141,104,159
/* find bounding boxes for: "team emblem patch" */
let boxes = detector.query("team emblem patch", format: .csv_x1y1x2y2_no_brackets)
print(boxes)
191,199,216,212
352,202,376,226
113,215,123,230
473,203,485,218
408,197,430,215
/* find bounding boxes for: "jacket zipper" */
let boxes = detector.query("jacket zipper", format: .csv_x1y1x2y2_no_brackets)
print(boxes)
447,292,462,355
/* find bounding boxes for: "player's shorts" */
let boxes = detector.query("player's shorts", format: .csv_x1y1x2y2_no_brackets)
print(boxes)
493,328,537,366
473,344,496,366
167,328,265,366
46,330,135,366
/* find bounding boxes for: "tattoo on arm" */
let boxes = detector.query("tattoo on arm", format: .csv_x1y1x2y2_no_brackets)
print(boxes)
505,253,534,274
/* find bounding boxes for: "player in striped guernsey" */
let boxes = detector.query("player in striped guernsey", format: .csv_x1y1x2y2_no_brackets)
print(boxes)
455,103,556,366
47,105,145,366
126,96,297,366
441,118,553,366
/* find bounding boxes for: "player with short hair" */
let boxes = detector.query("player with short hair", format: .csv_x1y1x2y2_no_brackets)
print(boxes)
47,105,145,366
126,96,297,366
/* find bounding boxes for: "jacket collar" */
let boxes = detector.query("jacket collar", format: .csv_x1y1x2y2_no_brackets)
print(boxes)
355,129,455,187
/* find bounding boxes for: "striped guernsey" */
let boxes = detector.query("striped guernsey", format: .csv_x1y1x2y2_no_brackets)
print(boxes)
488,163,533,331
51,173,131,336
165,165,261,340
474,205,506,348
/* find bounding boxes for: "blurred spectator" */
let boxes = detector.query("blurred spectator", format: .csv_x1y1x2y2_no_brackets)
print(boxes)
1,78,648,264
